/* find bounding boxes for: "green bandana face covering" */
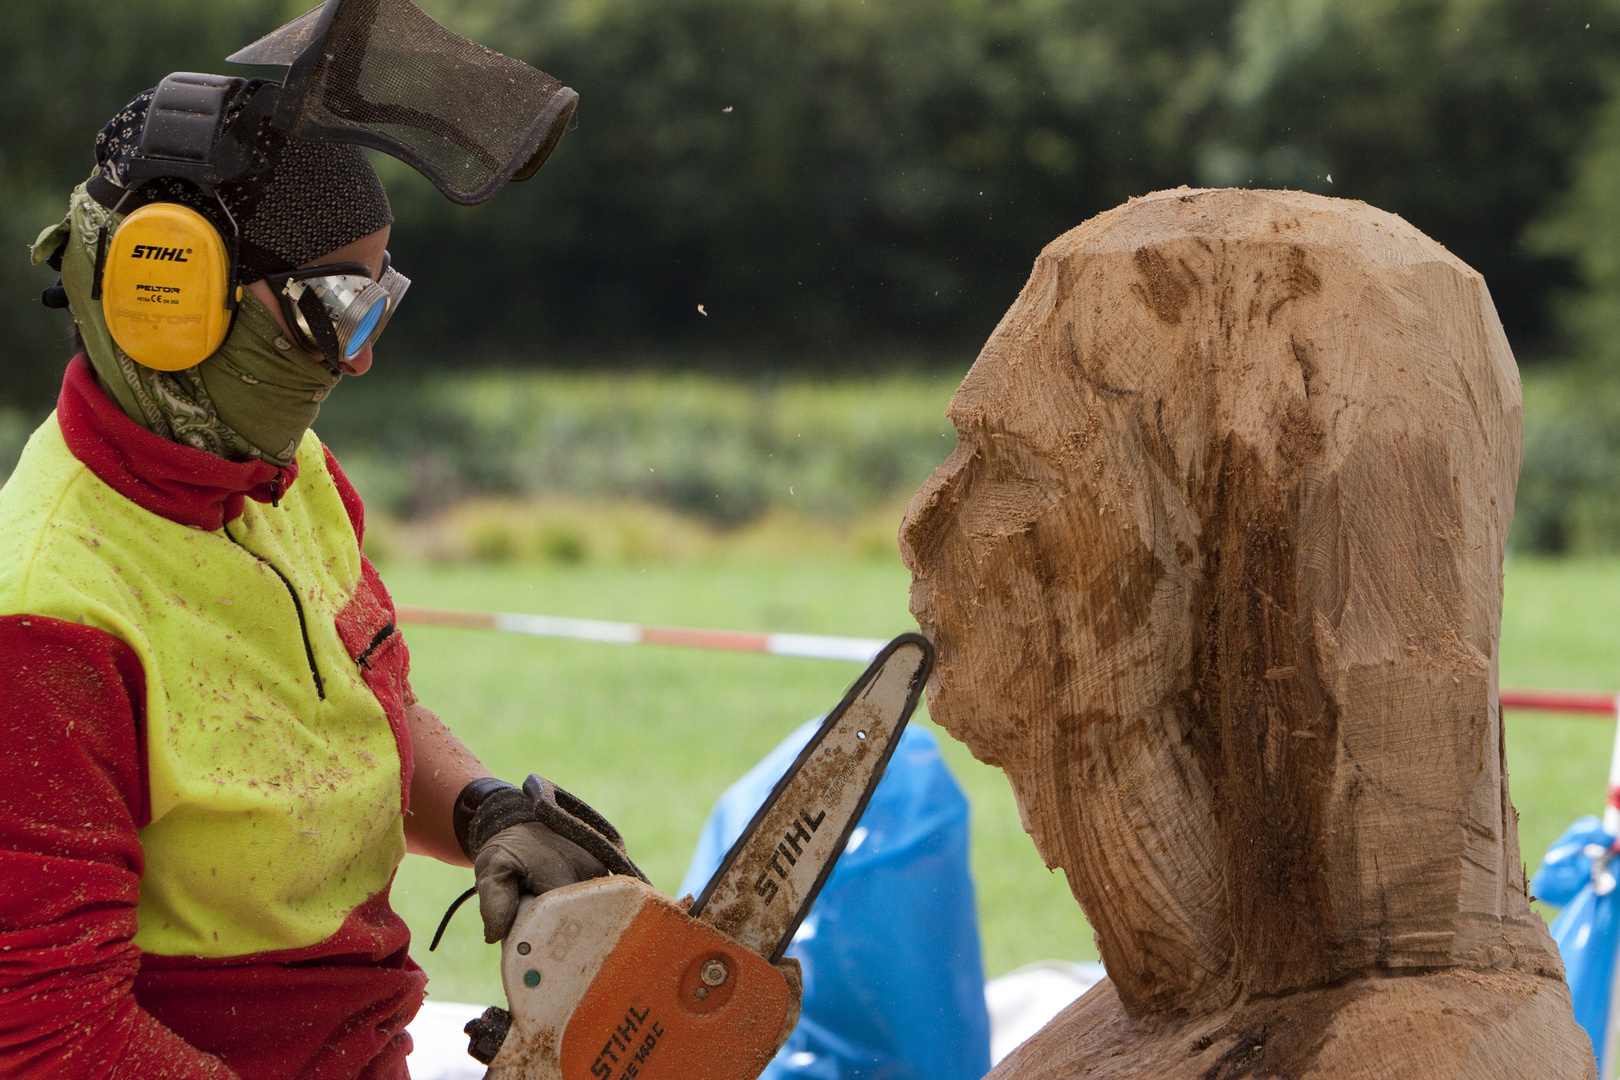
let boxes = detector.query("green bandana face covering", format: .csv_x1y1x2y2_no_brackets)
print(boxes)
35,182,342,468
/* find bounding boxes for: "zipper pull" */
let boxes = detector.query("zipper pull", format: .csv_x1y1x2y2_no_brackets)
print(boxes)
270,470,282,508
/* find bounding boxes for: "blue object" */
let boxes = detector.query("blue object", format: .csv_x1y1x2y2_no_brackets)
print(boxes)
680,720,992,1080
345,297,385,356
1534,815,1618,1072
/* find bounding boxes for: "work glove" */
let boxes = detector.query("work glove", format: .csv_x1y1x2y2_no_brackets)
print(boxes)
453,775,647,943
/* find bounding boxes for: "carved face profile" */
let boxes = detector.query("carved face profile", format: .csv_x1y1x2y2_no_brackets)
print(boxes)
900,188,1549,1018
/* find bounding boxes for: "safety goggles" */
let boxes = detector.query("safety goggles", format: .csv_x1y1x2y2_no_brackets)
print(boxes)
264,252,410,369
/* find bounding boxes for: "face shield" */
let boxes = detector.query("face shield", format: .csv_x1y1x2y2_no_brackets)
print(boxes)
228,0,577,205
111,0,576,212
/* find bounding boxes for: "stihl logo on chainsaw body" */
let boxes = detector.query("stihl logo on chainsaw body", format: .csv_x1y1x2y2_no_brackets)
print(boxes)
590,1005,664,1080
753,808,827,902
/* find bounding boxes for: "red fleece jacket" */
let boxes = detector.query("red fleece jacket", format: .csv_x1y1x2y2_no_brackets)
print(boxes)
0,358,425,1080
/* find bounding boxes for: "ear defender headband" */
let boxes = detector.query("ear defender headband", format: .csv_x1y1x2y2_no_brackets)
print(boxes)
83,0,578,372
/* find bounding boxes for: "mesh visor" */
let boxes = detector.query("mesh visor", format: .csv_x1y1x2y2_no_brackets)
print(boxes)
231,0,576,205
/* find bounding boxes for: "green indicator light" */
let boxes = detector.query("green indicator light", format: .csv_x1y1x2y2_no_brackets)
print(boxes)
524,969,541,988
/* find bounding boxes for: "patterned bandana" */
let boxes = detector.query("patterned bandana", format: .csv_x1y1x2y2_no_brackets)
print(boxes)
36,185,342,468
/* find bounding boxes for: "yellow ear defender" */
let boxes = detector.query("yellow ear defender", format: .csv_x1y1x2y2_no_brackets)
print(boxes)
98,202,241,371
86,72,255,373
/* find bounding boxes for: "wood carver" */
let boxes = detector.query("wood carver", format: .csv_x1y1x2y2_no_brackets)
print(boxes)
900,188,1595,1078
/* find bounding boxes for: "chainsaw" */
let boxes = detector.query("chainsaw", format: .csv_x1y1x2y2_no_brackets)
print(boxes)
458,632,933,1080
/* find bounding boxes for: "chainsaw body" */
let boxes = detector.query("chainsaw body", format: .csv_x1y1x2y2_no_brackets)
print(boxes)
486,876,798,1080
473,634,933,1080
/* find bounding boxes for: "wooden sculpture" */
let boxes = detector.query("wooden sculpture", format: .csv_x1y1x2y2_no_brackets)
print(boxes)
900,188,1594,1078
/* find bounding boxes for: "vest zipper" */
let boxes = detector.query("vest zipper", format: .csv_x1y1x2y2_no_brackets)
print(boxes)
223,522,325,701
354,622,396,670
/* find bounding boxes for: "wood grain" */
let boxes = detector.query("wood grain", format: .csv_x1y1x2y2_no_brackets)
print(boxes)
900,187,1592,1076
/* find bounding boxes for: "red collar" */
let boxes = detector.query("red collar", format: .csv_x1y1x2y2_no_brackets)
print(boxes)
57,355,300,531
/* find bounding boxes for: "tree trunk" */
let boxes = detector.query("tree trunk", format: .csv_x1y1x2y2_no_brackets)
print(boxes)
900,187,1593,1078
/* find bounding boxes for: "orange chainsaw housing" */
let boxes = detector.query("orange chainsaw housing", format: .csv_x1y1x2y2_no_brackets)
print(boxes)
559,892,792,1080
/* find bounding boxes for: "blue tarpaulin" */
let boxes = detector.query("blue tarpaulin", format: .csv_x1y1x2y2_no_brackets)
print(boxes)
1533,814,1617,1072
680,720,992,1080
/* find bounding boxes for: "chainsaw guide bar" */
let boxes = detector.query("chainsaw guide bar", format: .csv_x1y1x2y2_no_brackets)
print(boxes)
690,632,933,961
477,633,934,1080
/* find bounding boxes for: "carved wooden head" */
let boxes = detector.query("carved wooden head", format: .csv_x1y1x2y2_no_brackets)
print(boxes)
900,188,1552,1020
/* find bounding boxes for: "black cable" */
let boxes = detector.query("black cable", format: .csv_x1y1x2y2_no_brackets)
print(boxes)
429,887,478,951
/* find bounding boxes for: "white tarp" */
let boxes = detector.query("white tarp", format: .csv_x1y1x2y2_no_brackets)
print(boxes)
405,961,1107,1079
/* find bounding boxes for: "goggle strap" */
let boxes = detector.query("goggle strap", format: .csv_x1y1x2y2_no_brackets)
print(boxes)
272,273,355,368
294,288,344,374
265,261,374,287
274,280,316,352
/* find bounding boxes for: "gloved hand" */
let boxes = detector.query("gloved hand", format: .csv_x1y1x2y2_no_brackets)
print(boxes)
473,819,606,943
453,776,646,944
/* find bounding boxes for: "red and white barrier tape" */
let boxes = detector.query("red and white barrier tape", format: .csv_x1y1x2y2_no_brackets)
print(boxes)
1499,689,1618,714
1491,690,1620,832
394,605,887,664
395,606,1620,807
401,605,1620,689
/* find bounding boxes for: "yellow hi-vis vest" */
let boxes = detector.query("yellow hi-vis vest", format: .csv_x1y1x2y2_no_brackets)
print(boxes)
0,417,408,958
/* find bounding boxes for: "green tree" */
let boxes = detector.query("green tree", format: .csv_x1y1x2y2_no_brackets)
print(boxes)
1534,78,1620,373
370,0,1620,364
1201,0,1619,346
1508,65,1620,552
3,0,1617,411
0,0,297,407
387,0,1244,361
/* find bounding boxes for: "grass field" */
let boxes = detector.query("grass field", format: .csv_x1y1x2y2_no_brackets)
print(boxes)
1498,557,1620,873
383,551,1620,1008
